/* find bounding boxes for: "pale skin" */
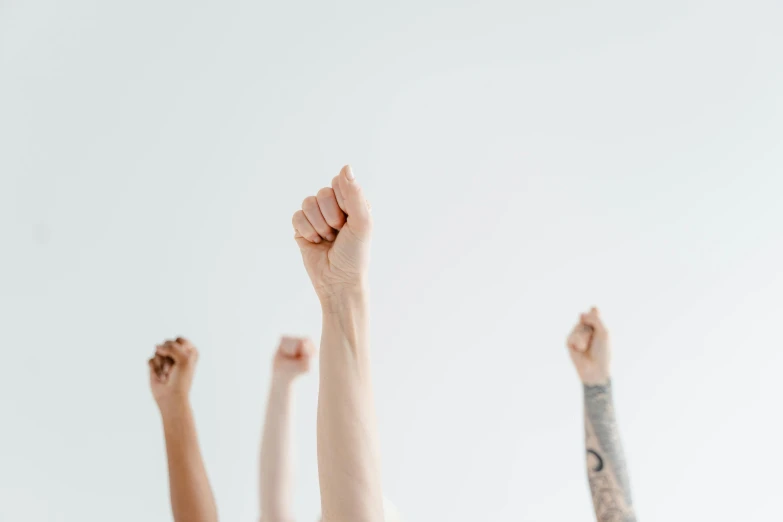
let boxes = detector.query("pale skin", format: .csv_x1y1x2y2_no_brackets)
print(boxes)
258,335,401,522
259,336,318,522
149,338,219,522
567,308,637,522
292,165,385,522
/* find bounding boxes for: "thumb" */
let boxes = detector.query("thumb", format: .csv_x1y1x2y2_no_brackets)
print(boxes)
336,165,372,236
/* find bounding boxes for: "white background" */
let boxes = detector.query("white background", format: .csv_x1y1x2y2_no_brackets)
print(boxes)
1,1,782,521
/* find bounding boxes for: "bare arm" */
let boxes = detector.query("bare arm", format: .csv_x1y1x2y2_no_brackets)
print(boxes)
259,375,296,522
567,308,637,522
259,337,317,522
161,403,219,522
150,338,219,522
292,165,384,522
318,294,383,522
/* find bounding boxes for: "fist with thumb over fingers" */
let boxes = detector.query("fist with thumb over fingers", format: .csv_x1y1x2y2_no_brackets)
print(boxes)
566,307,612,386
292,165,372,301
148,337,199,408
273,336,318,380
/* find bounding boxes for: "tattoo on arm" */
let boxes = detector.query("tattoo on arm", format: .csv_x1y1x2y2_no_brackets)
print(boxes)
584,381,637,522
586,449,604,472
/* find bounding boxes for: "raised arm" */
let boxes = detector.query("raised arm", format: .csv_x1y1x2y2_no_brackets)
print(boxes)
567,308,637,522
292,165,384,522
259,337,317,522
149,338,219,522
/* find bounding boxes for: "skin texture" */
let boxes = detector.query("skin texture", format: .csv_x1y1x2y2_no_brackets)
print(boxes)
149,338,219,522
292,165,385,522
259,337,318,522
567,308,637,522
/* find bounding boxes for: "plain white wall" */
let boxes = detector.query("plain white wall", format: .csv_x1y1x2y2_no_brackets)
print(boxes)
1,1,782,520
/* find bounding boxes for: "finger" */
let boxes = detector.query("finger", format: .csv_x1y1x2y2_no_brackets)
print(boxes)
336,165,372,236
150,357,170,381
292,210,322,244
568,326,591,352
316,187,346,230
567,326,582,351
175,338,196,359
279,336,299,357
331,175,348,214
149,358,160,377
155,344,177,364
150,354,162,372
157,340,188,364
155,343,174,362
168,339,193,360
581,308,606,333
302,196,336,242
148,358,166,383
577,318,595,335
160,356,174,375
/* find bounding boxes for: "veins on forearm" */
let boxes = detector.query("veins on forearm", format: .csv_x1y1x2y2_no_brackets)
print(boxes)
584,381,637,522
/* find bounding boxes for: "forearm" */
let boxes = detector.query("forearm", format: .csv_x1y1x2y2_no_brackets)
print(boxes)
317,291,384,522
161,402,219,522
583,381,637,522
259,375,296,522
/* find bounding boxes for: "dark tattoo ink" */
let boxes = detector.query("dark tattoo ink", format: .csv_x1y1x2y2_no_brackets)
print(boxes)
587,449,604,472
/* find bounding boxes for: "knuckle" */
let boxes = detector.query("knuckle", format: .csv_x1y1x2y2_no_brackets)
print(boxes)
302,196,318,210
317,187,333,200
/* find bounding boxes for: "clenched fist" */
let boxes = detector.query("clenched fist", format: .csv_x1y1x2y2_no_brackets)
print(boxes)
148,337,199,409
273,336,317,380
566,307,611,386
292,165,372,301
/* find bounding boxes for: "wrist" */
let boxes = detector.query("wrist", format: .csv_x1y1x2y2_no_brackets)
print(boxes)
156,395,191,418
580,370,611,387
318,283,369,314
583,378,613,393
270,370,298,388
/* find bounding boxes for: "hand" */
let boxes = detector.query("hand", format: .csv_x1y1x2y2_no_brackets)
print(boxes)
273,336,317,380
148,337,199,409
566,307,611,385
292,165,372,301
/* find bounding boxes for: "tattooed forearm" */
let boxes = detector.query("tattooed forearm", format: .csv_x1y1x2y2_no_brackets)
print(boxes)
584,381,637,522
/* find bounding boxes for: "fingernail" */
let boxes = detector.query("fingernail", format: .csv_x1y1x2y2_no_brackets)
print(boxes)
313,236,321,243
345,165,355,181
